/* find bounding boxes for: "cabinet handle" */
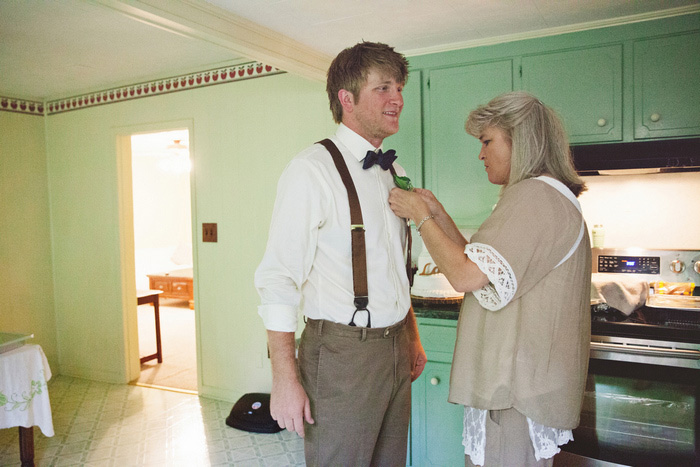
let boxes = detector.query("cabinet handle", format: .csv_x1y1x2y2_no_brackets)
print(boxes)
597,118,607,127
430,377,440,386
650,113,661,122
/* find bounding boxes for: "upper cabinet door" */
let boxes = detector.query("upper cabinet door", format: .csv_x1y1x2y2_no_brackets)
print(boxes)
522,45,623,144
427,61,512,228
384,71,423,187
634,32,700,139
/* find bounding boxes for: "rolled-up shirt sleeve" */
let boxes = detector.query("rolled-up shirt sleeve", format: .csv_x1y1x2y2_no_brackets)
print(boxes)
255,156,329,332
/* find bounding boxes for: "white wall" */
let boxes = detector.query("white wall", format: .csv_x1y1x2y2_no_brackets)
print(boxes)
579,172,700,250
132,133,193,289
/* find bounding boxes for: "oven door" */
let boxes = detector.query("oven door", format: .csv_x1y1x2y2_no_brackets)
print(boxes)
564,340,700,466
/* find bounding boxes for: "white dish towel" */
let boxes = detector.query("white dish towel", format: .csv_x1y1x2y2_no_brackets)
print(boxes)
591,273,648,316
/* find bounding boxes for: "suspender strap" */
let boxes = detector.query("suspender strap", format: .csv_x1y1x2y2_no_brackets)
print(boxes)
392,165,414,287
386,166,415,286
318,138,415,327
318,139,370,327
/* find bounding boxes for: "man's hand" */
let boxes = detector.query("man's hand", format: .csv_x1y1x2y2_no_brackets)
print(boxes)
410,339,427,382
405,309,427,382
270,374,314,437
267,330,314,437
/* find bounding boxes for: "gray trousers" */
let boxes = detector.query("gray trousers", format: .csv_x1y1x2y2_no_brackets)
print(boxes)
466,408,554,467
299,316,411,467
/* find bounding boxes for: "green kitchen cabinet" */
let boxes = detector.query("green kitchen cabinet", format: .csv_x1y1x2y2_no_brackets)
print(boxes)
411,317,464,466
385,70,423,186
522,45,623,144
633,31,700,139
388,14,698,236
426,61,511,228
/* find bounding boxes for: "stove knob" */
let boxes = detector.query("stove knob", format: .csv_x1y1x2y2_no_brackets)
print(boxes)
695,261,700,275
669,259,685,274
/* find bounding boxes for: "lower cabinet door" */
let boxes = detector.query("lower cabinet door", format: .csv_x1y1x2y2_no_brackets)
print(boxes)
412,361,465,466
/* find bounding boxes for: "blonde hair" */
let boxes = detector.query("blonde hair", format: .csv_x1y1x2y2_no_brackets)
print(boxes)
465,91,586,197
326,41,409,124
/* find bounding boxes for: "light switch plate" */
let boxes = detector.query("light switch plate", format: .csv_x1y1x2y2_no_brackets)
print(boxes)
203,223,217,242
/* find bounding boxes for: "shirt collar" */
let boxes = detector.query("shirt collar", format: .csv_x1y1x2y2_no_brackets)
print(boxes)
336,123,382,163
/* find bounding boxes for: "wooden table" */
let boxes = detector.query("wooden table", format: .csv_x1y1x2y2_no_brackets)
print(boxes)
137,290,164,364
0,343,54,467
147,268,194,309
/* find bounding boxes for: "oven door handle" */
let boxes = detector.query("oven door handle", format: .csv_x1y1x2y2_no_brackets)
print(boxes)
590,342,700,360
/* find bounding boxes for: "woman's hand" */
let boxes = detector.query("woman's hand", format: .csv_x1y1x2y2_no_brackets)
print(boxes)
388,188,431,223
389,187,445,223
413,188,444,217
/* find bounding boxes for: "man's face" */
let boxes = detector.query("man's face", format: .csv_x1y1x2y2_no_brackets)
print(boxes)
342,69,404,147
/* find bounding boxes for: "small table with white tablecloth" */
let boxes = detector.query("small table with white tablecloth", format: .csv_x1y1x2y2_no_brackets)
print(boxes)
0,337,54,467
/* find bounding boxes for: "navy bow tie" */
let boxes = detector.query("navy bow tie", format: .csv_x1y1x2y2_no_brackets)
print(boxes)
363,149,397,170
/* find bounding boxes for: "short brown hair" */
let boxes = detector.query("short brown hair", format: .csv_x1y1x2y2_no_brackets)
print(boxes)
326,41,409,124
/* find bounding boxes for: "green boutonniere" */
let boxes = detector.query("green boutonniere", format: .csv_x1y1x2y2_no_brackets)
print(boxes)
393,174,414,191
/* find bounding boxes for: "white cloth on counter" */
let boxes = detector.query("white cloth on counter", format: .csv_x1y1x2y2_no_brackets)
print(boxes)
591,273,648,315
0,344,54,436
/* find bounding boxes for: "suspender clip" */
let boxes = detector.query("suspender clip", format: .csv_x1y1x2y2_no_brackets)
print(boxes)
350,296,371,328
354,296,369,310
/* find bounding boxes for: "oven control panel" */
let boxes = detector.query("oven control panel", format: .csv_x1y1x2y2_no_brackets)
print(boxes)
598,255,660,274
593,248,700,282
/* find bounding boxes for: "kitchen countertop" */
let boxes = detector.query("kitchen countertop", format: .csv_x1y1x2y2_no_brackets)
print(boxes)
413,303,460,320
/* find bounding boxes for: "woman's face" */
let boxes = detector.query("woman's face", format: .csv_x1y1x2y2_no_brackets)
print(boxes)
477,126,512,185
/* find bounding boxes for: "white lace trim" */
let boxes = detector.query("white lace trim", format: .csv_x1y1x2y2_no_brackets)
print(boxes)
527,417,574,461
463,407,574,465
462,406,487,466
465,243,516,311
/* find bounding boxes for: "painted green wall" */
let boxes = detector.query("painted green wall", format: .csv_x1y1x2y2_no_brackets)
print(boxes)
0,111,58,370
44,73,336,399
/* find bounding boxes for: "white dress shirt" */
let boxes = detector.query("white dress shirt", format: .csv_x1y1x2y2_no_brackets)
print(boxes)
255,124,411,331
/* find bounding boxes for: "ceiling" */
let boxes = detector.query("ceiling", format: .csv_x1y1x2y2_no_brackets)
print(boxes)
1,0,698,101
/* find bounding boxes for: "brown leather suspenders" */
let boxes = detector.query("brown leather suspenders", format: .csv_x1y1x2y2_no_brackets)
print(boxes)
318,139,413,328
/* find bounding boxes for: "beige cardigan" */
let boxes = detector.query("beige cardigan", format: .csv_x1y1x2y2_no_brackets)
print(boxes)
448,178,592,430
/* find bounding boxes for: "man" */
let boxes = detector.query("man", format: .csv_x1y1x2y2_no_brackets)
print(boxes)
255,41,426,466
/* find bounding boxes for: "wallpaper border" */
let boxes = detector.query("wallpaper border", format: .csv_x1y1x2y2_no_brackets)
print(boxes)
1,62,284,117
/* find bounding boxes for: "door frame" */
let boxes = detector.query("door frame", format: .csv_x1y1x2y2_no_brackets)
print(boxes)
114,119,196,384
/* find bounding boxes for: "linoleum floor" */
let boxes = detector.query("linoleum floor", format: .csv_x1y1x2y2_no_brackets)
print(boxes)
0,375,305,466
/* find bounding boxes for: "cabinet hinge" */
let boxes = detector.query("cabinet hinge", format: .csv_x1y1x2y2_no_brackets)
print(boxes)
426,77,430,89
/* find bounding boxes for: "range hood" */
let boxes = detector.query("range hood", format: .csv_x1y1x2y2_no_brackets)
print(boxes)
571,138,700,176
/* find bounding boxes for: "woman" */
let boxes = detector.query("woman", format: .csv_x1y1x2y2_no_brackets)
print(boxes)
389,91,591,466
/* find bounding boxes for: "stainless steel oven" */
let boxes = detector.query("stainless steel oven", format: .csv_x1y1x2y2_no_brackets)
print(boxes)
565,248,700,466
590,248,700,369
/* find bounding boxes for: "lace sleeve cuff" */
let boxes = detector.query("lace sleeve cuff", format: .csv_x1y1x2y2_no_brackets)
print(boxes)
465,242,517,311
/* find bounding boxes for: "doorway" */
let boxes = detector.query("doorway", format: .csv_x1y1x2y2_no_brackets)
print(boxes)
130,129,197,392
